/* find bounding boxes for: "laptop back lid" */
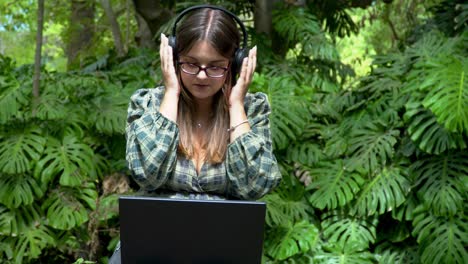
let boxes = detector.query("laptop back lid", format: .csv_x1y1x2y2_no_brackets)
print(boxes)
119,196,266,264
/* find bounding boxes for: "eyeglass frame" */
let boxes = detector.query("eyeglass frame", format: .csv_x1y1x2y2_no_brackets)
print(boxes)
178,62,230,78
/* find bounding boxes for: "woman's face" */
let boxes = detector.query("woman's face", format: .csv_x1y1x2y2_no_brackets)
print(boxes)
179,40,230,102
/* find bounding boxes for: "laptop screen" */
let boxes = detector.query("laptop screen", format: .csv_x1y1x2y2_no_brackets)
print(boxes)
119,196,266,264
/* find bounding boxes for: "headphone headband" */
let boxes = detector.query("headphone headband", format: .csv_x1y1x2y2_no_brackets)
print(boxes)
171,4,248,49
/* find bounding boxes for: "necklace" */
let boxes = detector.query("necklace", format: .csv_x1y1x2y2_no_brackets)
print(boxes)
197,123,202,128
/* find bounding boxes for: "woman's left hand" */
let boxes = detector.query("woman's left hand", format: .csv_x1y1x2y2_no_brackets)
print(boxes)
229,46,257,106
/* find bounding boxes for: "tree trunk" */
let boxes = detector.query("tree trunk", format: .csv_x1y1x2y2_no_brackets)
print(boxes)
33,0,44,105
100,0,125,57
255,0,286,57
254,0,274,35
132,0,174,49
67,0,95,70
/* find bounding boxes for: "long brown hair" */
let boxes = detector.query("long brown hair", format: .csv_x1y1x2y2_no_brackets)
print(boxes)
175,8,241,163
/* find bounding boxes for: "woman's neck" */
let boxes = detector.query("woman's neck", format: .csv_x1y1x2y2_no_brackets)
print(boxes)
193,97,213,122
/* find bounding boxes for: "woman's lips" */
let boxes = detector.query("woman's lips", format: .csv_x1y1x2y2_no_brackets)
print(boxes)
193,84,209,88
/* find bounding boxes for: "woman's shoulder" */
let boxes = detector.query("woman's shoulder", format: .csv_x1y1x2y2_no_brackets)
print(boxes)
244,92,271,115
128,86,166,109
130,86,165,101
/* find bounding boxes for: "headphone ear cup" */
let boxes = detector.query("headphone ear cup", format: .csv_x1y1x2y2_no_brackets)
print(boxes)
232,48,248,80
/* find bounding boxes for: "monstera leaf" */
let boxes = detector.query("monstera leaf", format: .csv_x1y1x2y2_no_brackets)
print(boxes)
2,223,55,264
308,160,365,210
285,141,324,166
34,133,96,187
265,220,320,261
91,84,129,135
42,183,97,230
0,127,46,174
0,75,29,124
261,193,313,227
404,33,468,134
321,211,378,253
351,165,411,216
374,242,420,264
404,102,466,154
347,121,399,174
410,152,467,217
252,75,310,150
0,173,44,208
273,6,338,61
412,205,467,264
314,249,376,264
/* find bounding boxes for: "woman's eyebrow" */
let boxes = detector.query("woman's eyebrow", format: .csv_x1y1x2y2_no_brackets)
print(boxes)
181,55,227,63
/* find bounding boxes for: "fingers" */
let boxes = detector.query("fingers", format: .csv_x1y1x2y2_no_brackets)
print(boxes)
160,33,176,76
238,46,257,85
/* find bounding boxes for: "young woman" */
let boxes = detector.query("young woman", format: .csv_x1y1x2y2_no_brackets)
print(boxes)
126,6,281,200
109,5,281,263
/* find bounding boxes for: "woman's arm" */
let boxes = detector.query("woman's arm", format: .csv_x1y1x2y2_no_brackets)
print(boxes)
125,88,179,191
225,93,282,200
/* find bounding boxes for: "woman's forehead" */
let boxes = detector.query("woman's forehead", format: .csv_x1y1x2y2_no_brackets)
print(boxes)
181,40,229,62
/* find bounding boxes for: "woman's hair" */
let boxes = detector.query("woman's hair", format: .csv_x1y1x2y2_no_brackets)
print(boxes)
175,8,241,163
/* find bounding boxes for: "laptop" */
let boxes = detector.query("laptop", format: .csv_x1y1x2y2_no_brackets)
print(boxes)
119,196,267,264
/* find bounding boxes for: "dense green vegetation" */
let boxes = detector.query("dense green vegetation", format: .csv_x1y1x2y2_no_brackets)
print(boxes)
0,0,466,263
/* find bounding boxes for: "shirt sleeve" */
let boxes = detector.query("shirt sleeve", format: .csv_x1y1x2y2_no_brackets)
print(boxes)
125,87,179,191
225,92,282,200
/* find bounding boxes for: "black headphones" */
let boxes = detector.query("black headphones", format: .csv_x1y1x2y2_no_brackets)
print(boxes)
168,4,249,80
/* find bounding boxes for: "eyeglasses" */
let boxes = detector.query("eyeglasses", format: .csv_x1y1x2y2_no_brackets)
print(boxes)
178,62,229,78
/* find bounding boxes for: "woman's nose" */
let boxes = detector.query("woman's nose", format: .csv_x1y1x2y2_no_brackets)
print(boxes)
196,69,208,79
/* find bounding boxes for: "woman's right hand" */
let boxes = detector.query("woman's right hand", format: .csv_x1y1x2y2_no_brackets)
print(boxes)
160,33,180,95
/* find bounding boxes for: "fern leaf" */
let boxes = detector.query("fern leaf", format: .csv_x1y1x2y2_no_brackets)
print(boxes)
0,173,44,208
321,212,378,252
34,133,96,186
265,220,320,261
42,185,97,230
0,127,45,174
308,160,365,210
404,102,467,154
412,205,468,264
351,166,410,216
410,152,467,216
347,122,399,174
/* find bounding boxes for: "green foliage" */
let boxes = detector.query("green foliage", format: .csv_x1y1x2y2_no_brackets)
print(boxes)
265,220,320,260
260,1,467,263
322,211,377,252
412,205,468,264
307,160,364,210
351,165,410,216
404,32,468,134
1,0,467,263
0,48,155,262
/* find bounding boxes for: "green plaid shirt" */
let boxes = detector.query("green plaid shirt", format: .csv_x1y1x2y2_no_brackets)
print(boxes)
125,86,281,200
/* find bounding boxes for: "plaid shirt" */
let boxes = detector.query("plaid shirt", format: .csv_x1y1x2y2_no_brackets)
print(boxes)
125,86,281,200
